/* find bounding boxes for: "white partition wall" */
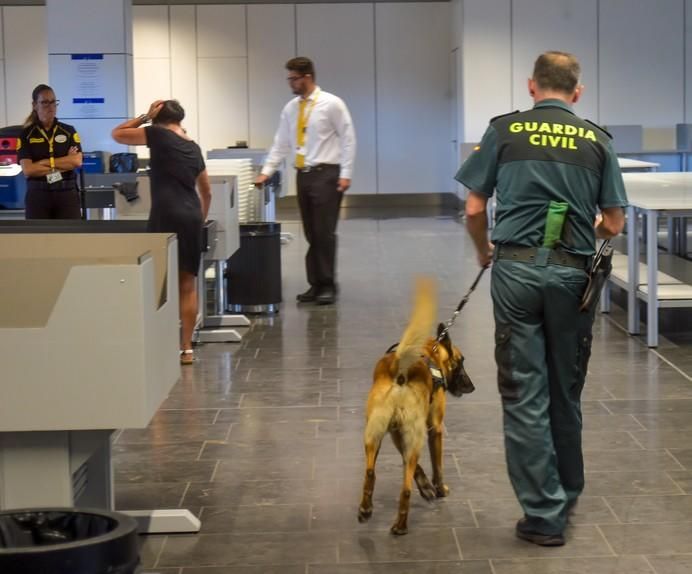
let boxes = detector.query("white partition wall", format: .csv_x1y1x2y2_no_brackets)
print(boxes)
461,0,512,142
247,5,296,150
133,5,172,148
599,0,685,127
0,10,6,128
170,6,199,143
4,2,692,194
197,5,248,150
297,4,376,195
3,7,47,127
376,2,451,195
511,0,598,120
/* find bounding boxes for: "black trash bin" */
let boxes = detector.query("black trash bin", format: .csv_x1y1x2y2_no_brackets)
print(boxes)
226,221,282,314
0,508,139,574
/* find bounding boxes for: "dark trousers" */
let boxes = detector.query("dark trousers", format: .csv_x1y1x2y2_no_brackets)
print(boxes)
25,187,81,219
491,258,594,535
296,165,343,289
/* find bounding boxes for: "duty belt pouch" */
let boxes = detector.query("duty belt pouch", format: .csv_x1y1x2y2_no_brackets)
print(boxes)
543,201,569,248
579,240,614,313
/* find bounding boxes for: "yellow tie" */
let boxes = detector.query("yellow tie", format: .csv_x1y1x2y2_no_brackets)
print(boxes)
295,98,307,168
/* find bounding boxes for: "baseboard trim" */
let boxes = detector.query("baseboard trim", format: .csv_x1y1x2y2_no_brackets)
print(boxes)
276,193,463,210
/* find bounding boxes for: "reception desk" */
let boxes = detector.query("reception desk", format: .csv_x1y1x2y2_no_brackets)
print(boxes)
0,225,199,533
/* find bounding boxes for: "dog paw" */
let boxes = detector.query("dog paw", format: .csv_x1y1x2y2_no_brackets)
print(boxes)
418,482,437,502
358,507,373,523
434,483,450,498
390,523,408,535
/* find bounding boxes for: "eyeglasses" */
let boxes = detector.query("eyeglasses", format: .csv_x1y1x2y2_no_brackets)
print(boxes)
38,99,59,107
286,75,304,83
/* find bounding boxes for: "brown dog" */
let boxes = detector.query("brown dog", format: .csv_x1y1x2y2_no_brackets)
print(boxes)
357,277,474,535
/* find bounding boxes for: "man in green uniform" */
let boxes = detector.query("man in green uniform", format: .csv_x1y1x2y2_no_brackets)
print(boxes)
455,51,627,546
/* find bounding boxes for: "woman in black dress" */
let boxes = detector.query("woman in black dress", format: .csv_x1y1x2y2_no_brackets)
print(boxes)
112,100,211,364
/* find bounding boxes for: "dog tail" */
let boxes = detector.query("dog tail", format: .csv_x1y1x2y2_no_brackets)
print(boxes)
394,276,437,383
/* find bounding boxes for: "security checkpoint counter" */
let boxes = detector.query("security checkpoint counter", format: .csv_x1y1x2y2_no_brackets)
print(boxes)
0,221,200,534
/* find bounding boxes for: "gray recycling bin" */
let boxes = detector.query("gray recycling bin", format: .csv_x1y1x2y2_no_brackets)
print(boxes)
226,221,282,313
0,508,139,574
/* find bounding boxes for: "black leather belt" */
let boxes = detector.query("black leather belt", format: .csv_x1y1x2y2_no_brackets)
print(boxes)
295,163,339,174
27,179,77,192
494,245,591,270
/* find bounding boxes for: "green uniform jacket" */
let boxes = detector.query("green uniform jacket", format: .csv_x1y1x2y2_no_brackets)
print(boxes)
455,99,628,256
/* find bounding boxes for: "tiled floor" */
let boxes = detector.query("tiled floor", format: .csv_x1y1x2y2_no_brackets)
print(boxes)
113,213,692,573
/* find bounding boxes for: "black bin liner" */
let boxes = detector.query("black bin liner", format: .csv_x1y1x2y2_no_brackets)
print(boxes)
226,222,282,307
0,508,139,574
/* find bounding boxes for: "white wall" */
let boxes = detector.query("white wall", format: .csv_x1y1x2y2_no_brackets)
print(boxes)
599,0,684,127
130,2,451,195
458,0,690,142
3,1,692,192
376,3,451,195
3,7,48,128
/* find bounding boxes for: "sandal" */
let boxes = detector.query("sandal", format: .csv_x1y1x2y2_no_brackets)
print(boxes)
180,349,195,365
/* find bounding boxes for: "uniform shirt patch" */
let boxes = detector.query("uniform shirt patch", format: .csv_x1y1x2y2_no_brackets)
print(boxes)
73,133,81,143
55,134,68,144
29,137,45,143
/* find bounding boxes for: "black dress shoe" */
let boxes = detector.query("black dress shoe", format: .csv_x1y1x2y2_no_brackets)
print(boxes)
297,286,319,302
515,518,565,546
316,287,336,305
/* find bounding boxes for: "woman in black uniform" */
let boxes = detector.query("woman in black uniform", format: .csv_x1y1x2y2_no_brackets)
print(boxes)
112,100,211,365
18,84,83,219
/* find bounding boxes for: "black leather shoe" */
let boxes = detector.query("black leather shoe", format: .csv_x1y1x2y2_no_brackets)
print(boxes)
297,286,319,302
515,518,565,546
316,286,336,305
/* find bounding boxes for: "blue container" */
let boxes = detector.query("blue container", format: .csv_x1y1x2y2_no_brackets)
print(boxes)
0,165,27,209
82,152,106,173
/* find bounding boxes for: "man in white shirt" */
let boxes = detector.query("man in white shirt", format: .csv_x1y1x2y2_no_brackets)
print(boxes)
255,57,356,305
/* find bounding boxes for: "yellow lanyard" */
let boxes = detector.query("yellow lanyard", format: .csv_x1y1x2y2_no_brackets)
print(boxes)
295,89,319,168
37,124,58,170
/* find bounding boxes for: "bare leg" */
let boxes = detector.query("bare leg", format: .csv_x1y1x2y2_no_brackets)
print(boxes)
179,271,197,352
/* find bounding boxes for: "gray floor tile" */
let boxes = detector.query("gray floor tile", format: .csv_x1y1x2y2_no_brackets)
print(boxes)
110,215,692,570
599,522,692,554
199,504,311,533
183,479,340,506
308,562,493,573
472,496,618,528
667,470,692,493
582,471,683,496
157,532,337,567
605,494,692,523
180,568,304,574
115,460,217,483
337,528,461,562
491,556,654,574
646,555,692,574
455,525,613,559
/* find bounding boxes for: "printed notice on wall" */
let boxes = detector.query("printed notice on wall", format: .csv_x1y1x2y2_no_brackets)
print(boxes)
71,54,105,118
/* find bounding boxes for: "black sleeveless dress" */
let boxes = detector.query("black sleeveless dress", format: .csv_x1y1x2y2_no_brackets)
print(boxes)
145,125,206,275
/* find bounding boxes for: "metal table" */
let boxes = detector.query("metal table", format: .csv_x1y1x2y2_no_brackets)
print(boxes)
622,172,692,347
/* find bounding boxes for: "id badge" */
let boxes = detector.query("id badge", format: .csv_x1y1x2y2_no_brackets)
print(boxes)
46,170,63,185
296,146,306,156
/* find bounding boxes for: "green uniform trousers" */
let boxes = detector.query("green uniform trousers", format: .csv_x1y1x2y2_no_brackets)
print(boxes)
491,256,594,535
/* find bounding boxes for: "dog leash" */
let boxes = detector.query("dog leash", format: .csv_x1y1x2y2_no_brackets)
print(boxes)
435,264,489,345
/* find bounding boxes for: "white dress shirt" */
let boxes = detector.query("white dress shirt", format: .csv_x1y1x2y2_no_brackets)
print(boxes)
261,86,356,180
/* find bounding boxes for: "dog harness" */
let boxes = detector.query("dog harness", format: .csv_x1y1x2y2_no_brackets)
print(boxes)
384,343,447,399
